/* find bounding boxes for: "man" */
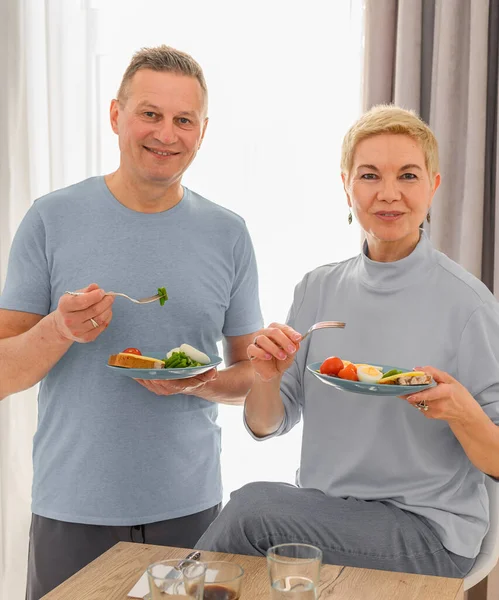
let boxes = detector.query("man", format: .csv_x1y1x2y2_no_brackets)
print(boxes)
0,45,262,599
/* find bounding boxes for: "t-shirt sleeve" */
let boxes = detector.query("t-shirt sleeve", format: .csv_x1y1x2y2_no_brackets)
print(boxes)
222,225,263,337
0,204,51,315
244,273,308,441
457,301,499,425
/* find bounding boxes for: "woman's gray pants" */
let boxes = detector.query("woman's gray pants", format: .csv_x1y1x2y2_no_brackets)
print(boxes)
196,482,474,578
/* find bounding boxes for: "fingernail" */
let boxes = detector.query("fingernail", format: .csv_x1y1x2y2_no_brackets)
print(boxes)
292,334,302,341
407,396,415,402
278,352,286,360
265,353,272,360
287,345,296,353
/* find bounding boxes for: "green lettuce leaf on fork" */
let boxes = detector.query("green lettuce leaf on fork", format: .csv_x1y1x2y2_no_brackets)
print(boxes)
157,287,168,306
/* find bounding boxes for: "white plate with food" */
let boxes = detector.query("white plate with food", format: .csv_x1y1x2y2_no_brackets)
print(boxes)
107,344,222,380
307,357,435,396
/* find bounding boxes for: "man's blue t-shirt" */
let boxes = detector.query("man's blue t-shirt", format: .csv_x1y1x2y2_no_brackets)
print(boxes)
0,176,263,525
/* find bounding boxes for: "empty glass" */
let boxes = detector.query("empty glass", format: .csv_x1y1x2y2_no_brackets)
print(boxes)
147,559,206,599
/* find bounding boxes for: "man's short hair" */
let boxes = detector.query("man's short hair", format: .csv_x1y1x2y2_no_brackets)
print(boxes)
117,45,208,115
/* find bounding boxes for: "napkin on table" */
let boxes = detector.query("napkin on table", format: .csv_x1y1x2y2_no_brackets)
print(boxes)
128,565,217,598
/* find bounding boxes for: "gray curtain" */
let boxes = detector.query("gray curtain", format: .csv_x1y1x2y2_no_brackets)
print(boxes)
363,0,499,297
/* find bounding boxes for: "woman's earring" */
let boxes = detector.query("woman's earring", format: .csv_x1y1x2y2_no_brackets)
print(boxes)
348,211,353,225
426,212,431,223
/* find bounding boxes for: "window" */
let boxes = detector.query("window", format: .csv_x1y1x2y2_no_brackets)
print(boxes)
85,0,364,498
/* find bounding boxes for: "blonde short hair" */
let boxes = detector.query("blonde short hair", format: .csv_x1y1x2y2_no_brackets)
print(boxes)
341,105,439,182
117,45,208,114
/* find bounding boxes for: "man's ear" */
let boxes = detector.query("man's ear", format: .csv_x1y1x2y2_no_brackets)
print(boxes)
110,99,120,135
199,117,209,149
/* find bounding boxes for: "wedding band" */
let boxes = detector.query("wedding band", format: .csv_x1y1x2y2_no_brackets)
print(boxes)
253,336,260,347
90,318,99,329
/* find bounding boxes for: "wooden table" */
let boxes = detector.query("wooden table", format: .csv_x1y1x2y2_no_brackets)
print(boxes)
42,542,464,600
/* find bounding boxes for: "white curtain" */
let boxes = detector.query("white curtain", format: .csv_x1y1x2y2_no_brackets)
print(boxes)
1,1,363,597
1,1,91,597
1,2,40,598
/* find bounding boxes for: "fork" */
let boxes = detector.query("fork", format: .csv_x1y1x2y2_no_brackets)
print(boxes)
300,320,346,340
159,551,202,593
65,291,164,305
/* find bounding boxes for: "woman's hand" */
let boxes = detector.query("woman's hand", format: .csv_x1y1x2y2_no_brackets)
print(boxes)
403,366,482,424
246,322,302,382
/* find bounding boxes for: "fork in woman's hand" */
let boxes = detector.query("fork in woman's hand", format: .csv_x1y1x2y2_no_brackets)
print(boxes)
299,320,346,340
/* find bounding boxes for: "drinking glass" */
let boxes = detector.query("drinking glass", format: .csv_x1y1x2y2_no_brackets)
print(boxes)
267,543,322,600
200,561,244,599
147,559,206,599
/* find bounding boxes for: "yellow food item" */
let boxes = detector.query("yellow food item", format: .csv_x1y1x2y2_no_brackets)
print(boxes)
108,353,164,369
355,363,382,371
379,371,431,385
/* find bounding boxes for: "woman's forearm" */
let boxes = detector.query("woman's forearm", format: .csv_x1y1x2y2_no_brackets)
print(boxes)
244,374,285,437
450,407,499,478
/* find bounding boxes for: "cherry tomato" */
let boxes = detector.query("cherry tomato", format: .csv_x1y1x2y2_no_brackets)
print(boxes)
338,364,359,381
319,356,344,376
122,348,142,355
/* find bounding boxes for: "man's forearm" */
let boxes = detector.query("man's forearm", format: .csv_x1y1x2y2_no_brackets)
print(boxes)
0,312,73,400
244,375,285,437
191,359,255,405
450,408,499,478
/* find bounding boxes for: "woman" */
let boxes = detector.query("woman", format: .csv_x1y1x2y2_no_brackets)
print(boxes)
196,105,499,578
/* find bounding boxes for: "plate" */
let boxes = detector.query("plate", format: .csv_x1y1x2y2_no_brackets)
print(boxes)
306,362,436,396
106,353,223,380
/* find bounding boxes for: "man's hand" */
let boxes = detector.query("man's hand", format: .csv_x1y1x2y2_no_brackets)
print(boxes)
53,283,114,343
135,369,218,396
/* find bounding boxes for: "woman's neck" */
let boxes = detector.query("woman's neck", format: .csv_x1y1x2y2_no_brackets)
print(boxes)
365,230,421,262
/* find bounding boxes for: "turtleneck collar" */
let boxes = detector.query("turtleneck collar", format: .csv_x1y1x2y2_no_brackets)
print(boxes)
358,229,436,290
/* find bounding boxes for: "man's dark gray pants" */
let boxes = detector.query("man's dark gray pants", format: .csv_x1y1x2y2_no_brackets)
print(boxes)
27,503,220,600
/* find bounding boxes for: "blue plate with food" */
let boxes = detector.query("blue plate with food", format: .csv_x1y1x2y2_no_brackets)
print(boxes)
107,344,222,380
307,356,436,396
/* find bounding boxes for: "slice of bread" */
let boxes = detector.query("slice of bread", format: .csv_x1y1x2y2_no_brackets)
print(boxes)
108,353,164,369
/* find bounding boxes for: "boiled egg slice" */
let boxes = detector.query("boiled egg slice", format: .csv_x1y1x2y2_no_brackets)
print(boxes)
357,365,384,384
